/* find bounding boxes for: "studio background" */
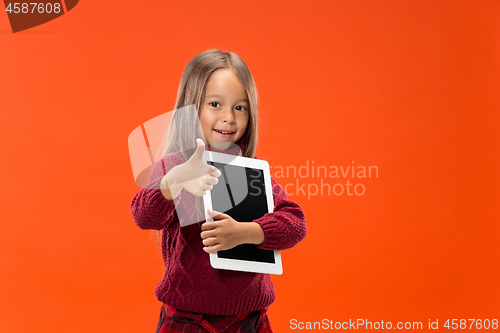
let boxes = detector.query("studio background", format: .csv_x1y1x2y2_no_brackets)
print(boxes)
1,0,499,332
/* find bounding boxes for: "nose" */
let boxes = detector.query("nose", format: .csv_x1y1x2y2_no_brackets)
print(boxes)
221,107,235,124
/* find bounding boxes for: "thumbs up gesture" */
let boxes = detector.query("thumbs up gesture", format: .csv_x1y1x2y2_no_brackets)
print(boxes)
162,139,221,198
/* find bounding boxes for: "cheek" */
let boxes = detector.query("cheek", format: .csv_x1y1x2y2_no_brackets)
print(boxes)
199,111,213,130
239,114,249,131
198,112,213,139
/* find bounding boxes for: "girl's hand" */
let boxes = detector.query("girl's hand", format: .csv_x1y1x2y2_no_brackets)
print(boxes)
163,138,221,198
200,209,265,253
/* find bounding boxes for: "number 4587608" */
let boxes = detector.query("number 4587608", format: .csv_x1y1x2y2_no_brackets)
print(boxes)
444,319,498,330
5,3,62,14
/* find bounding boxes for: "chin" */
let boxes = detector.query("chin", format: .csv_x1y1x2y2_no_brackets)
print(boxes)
210,141,235,150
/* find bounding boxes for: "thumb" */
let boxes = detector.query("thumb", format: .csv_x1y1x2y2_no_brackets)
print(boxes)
192,138,205,160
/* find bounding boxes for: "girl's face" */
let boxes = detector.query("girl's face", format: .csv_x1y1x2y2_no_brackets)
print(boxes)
199,68,249,151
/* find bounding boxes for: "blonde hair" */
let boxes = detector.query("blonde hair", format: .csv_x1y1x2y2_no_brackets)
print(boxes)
155,49,260,255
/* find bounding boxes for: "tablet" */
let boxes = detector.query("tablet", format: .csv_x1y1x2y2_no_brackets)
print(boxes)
202,150,283,275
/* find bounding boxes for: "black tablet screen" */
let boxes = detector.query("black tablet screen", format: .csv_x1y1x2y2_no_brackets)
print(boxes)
208,162,275,264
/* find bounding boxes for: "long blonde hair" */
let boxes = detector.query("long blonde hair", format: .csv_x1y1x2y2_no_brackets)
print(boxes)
154,49,260,255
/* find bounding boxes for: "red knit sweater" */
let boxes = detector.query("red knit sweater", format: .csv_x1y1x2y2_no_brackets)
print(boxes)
130,144,307,315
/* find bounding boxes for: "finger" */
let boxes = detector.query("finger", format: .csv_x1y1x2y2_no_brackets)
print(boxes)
210,166,221,177
203,244,222,254
196,189,208,197
201,183,213,192
201,221,219,231
206,176,219,186
191,138,205,160
202,237,218,247
207,209,230,220
200,229,217,240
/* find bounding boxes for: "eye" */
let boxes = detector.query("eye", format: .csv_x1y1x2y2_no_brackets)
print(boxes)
209,102,221,108
236,105,247,112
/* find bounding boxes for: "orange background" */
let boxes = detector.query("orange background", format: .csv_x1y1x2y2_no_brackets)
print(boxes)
1,0,499,332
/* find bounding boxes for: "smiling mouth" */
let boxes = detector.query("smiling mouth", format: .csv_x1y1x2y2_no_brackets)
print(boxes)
213,129,235,135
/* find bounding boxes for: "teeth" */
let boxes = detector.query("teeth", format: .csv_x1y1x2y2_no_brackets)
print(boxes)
215,130,232,134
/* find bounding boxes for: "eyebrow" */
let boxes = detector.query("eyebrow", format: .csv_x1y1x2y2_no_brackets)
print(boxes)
205,94,249,103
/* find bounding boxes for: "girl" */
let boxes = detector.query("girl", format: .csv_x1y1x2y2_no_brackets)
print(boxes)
130,49,307,333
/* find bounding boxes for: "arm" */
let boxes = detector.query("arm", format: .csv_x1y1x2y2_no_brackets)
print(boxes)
131,140,221,230
130,155,184,230
253,177,307,251
200,178,307,252
200,209,265,253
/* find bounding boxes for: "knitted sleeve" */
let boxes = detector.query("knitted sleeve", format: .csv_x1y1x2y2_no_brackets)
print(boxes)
253,177,307,250
129,154,185,230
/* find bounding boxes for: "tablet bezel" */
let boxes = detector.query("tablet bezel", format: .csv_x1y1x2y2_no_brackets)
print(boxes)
202,150,283,275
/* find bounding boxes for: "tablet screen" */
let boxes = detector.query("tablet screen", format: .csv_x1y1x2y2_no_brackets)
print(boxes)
208,162,276,264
